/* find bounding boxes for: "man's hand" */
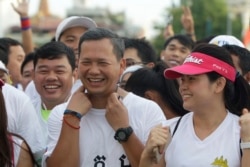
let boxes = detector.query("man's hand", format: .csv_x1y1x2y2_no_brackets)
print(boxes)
66,85,92,116
181,6,195,35
163,24,174,40
105,92,129,131
11,0,29,17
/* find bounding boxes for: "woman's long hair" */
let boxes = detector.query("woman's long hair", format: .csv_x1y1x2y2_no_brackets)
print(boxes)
0,80,12,166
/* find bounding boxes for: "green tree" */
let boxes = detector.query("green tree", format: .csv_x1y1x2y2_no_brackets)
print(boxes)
151,0,242,54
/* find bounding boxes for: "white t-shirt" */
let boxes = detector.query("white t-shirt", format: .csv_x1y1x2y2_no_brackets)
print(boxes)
25,79,82,144
3,83,46,160
165,112,241,167
42,92,165,167
24,81,40,102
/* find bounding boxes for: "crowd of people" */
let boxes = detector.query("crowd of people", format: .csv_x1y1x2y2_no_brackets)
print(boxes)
1,0,250,167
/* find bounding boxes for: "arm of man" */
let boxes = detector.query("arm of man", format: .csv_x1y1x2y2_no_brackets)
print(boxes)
11,0,34,54
46,86,91,167
181,6,196,42
106,92,144,167
47,116,81,167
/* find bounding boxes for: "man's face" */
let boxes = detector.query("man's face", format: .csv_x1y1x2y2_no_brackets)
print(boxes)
59,26,88,65
78,38,125,97
33,56,74,105
161,39,191,67
21,60,34,90
123,48,142,68
7,45,25,85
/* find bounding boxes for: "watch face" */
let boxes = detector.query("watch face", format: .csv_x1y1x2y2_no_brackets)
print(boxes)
118,131,126,140
114,126,133,142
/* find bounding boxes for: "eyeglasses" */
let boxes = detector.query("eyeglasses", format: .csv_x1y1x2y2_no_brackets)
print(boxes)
118,81,126,89
125,58,146,68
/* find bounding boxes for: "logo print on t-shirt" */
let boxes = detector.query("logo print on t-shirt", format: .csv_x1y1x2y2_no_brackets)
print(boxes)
211,156,228,167
119,154,131,167
94,155,106,167
93,154,131,167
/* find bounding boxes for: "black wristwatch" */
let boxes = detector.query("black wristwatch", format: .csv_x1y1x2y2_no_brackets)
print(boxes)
114,126,133,142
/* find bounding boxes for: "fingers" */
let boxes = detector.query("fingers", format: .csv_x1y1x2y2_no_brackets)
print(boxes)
108,92,122,103
182,6,191,15
149,125,170,152
11,2,16,9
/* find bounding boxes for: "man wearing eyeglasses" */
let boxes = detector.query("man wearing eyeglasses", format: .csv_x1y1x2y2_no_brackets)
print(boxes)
123,38,157,68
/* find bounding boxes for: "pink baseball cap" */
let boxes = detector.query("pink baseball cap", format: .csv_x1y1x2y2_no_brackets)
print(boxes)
164,52,236,82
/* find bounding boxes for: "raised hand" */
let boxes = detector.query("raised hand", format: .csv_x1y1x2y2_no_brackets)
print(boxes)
163,24,174,40
11,0,29,17
181,6,195,35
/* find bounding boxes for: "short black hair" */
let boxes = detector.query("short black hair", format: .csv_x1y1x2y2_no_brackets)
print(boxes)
163,34,194,50
0,38,23,65
222,44,250,75
34,41,76,71
79,28,125,60
21,52,35,74
0,45,8,66
124,37,157,64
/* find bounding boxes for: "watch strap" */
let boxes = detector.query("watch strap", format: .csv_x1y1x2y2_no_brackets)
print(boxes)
241,142,250,149
114,126,133,142
64,109,82,120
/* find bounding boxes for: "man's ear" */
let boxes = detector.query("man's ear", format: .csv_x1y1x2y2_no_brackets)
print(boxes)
119,58,126,76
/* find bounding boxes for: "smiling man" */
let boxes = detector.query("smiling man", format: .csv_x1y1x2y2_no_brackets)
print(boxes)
43,28,165,167
160,34,194,68
32,41,76,142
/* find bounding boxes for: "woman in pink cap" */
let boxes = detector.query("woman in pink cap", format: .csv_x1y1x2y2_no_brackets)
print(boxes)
139,43,250,167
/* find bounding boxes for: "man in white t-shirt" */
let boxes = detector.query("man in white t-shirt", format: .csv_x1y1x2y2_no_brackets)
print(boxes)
42,28,165,167
31,42,77,143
